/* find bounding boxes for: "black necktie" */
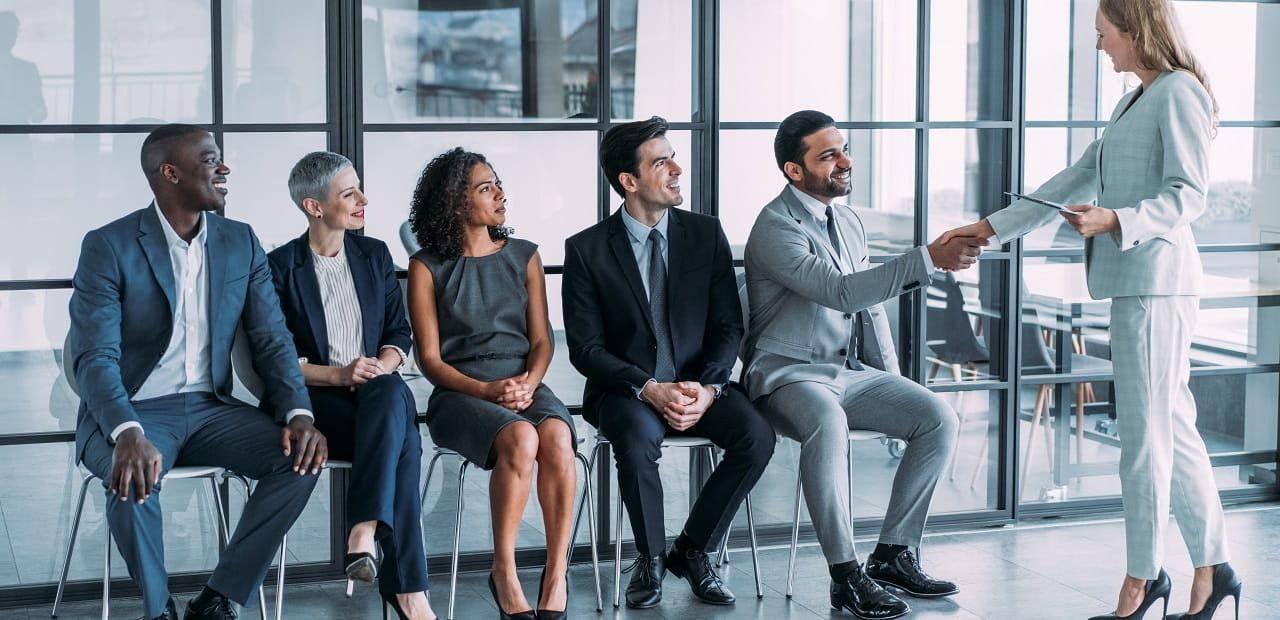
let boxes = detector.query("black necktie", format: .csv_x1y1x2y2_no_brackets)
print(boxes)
826,207,863,370
647,229,676,382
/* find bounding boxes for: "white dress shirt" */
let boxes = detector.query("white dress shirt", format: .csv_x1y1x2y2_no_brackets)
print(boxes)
312,247,366,367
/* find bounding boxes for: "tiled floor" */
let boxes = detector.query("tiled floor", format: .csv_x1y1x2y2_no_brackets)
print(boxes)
18,503,1278,619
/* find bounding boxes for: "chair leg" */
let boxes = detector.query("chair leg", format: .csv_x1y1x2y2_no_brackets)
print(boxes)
970,428,990,489
52,472,93,618
275,534,287,620
447,459,468,620
1041,386,1056,477
786,468,802,599
567,443,602,560
947,365,968,481
613,470,623,609
420,450,446,514
574,451,603,611
744,494,762,599
1075,382,1086,465
1019,384,1050,502
102,521,110,620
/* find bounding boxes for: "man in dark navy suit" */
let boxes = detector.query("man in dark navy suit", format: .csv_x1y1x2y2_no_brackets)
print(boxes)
69,124,327,620
562,116,775,609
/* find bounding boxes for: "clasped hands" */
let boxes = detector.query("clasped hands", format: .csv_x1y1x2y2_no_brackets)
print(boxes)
641,380,715,431
484,371,535,412
337,356,388,391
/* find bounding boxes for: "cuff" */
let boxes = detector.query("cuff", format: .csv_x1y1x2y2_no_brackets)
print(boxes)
707,383,725,399
109,421,143,442
634,378,657,400
917,245,936,274
379,345,408,371
1111,207,1146,251
284,409,314,423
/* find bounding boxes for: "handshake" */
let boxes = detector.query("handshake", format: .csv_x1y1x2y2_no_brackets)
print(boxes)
926,220,996,272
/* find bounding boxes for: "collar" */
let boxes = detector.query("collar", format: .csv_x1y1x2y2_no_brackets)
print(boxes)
619,201,670,244
788,184,834,222
152,201,207,248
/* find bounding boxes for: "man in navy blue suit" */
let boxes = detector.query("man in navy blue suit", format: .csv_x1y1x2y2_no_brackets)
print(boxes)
68,124,327,620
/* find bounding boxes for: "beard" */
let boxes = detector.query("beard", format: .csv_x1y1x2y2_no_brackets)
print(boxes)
800,166,852,200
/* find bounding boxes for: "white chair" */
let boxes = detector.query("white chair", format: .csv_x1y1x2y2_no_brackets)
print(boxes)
785,429,889,599
571,433,764,608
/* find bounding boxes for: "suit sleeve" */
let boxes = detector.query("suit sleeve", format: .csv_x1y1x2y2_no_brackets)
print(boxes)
1113,75,1211,250
697,224,743,386
242,229,311,421
746,215,931,314
69,230,138,435
987,137,1102,244
377,243,413,355
562,238,652,391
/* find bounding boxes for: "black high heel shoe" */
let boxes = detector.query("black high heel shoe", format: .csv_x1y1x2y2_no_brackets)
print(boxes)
537,567,568,620
344,551,380,597
487,573,536,620
380,592,408,620
1087,569,1172,620
1165,563,1242,620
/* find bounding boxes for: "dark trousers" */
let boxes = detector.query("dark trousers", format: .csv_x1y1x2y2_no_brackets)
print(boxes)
310,374,428,594
595,385,775,558
81,392,319,618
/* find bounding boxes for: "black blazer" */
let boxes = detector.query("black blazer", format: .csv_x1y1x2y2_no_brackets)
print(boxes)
562,208,743,424
267,231,412,369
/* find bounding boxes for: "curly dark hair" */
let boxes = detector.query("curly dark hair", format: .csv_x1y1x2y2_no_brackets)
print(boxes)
408,147,512,260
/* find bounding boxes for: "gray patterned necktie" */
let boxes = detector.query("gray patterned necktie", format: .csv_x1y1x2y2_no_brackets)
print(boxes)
827,207,863,370
647,229,676,382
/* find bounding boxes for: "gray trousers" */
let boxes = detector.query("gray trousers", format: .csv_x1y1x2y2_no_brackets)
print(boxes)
1111,295,1229,579
761,367,957,565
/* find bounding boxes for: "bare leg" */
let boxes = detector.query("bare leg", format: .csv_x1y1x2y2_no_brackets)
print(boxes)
1114,574,1147,617
394,591,437,620
1185,565,1216,614
534,419,576,611
490,422,539,614
347,520,377,556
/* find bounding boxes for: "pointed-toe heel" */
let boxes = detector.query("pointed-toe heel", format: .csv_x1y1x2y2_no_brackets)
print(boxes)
1166,563,1242,620
537,566,568,620
1087,569,1171,620
488,573,537,620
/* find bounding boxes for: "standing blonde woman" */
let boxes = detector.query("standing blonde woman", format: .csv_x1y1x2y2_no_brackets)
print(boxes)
941,1,1240,619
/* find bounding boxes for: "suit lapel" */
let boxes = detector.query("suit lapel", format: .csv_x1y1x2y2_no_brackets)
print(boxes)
291,235,330,364
137,206,177,315
606,213,657,334
345,234,379,358
780,188,843,269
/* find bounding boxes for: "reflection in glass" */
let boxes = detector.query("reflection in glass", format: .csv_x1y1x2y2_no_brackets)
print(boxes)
613,0,692,121
362,130,603,267
362,0,597,122
926,263,1007,387
220,132,328,252
0,289,75,437
718,129,915,250
222,0,326,123
928,0,1007,121
0,0,212,124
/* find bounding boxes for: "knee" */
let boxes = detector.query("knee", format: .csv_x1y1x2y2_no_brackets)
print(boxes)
535,422,576,470
612,434,662,473
738,416,777,468
922,397,959,443
494,422,539,470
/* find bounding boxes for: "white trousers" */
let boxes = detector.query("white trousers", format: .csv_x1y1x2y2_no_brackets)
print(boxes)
1110,295,1229,579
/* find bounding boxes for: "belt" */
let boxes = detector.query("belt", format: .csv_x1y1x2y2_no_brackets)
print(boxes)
445,353,526,364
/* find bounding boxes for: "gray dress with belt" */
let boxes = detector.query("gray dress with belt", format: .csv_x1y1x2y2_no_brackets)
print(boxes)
412,238,574,469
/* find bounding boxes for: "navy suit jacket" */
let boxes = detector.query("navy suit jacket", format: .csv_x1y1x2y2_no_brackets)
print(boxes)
267,231,412,371
562,208,743,425
68,206,311,460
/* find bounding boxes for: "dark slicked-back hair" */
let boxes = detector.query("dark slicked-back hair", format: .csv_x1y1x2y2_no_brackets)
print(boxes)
599,116,669,198
140,123,210,182
774,110,835,176
409,147,511,261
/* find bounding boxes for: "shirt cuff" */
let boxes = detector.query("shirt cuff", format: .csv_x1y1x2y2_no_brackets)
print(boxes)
379,345,408,371
918,245,936,274
109,421,143,442
707,383,725,399
634,378,657,400
284,409,314,423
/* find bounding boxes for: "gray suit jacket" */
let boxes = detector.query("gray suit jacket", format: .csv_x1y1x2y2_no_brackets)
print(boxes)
741,187,933,400
987,70,1212,299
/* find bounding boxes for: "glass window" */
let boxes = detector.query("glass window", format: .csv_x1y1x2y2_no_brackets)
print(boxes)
220,132,329,253
221,0,326,123
718,129,916,251
928,0,1008,121
925,129,1009,239
927,261,1009,386
719,0,917,122
0,289,75,437
1,132,150,280
0,1,212,125
361,0,597,122
361,130,605,267
611,0,694,121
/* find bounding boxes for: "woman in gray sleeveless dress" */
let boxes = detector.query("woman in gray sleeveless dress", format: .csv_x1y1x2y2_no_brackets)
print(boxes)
406,147,576,620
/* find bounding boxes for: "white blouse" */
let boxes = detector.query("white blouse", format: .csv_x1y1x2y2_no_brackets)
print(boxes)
311,246,365,367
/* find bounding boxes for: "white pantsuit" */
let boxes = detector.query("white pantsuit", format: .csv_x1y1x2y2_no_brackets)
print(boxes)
985,70,1228,579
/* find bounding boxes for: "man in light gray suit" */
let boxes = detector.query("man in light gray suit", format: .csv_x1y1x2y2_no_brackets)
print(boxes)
742,110,985,619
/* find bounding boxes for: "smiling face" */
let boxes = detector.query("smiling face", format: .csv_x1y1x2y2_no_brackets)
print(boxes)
788,126,851,204
464,162,506,228
1096,7,1138,74
624,136,683,211
310,166,366,231
166,131,230,211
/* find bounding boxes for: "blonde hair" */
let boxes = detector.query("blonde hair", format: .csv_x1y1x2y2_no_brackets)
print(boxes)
1098,0,1218,122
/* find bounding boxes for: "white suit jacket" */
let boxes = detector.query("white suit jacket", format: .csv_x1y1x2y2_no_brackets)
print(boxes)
987,70,1212,299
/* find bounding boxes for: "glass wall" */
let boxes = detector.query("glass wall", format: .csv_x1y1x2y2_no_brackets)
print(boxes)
0,0,1276,605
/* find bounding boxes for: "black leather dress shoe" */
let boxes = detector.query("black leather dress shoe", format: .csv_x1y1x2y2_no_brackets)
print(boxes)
138,597,177,620
185,592,238,620
831,565,910,619
624,554,666,609
865,548,959,598
666,545,736,605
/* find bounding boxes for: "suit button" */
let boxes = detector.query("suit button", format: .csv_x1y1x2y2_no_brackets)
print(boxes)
129,387,139,395
843,313,852,319
837,348,848,356
1133,240,1140,246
